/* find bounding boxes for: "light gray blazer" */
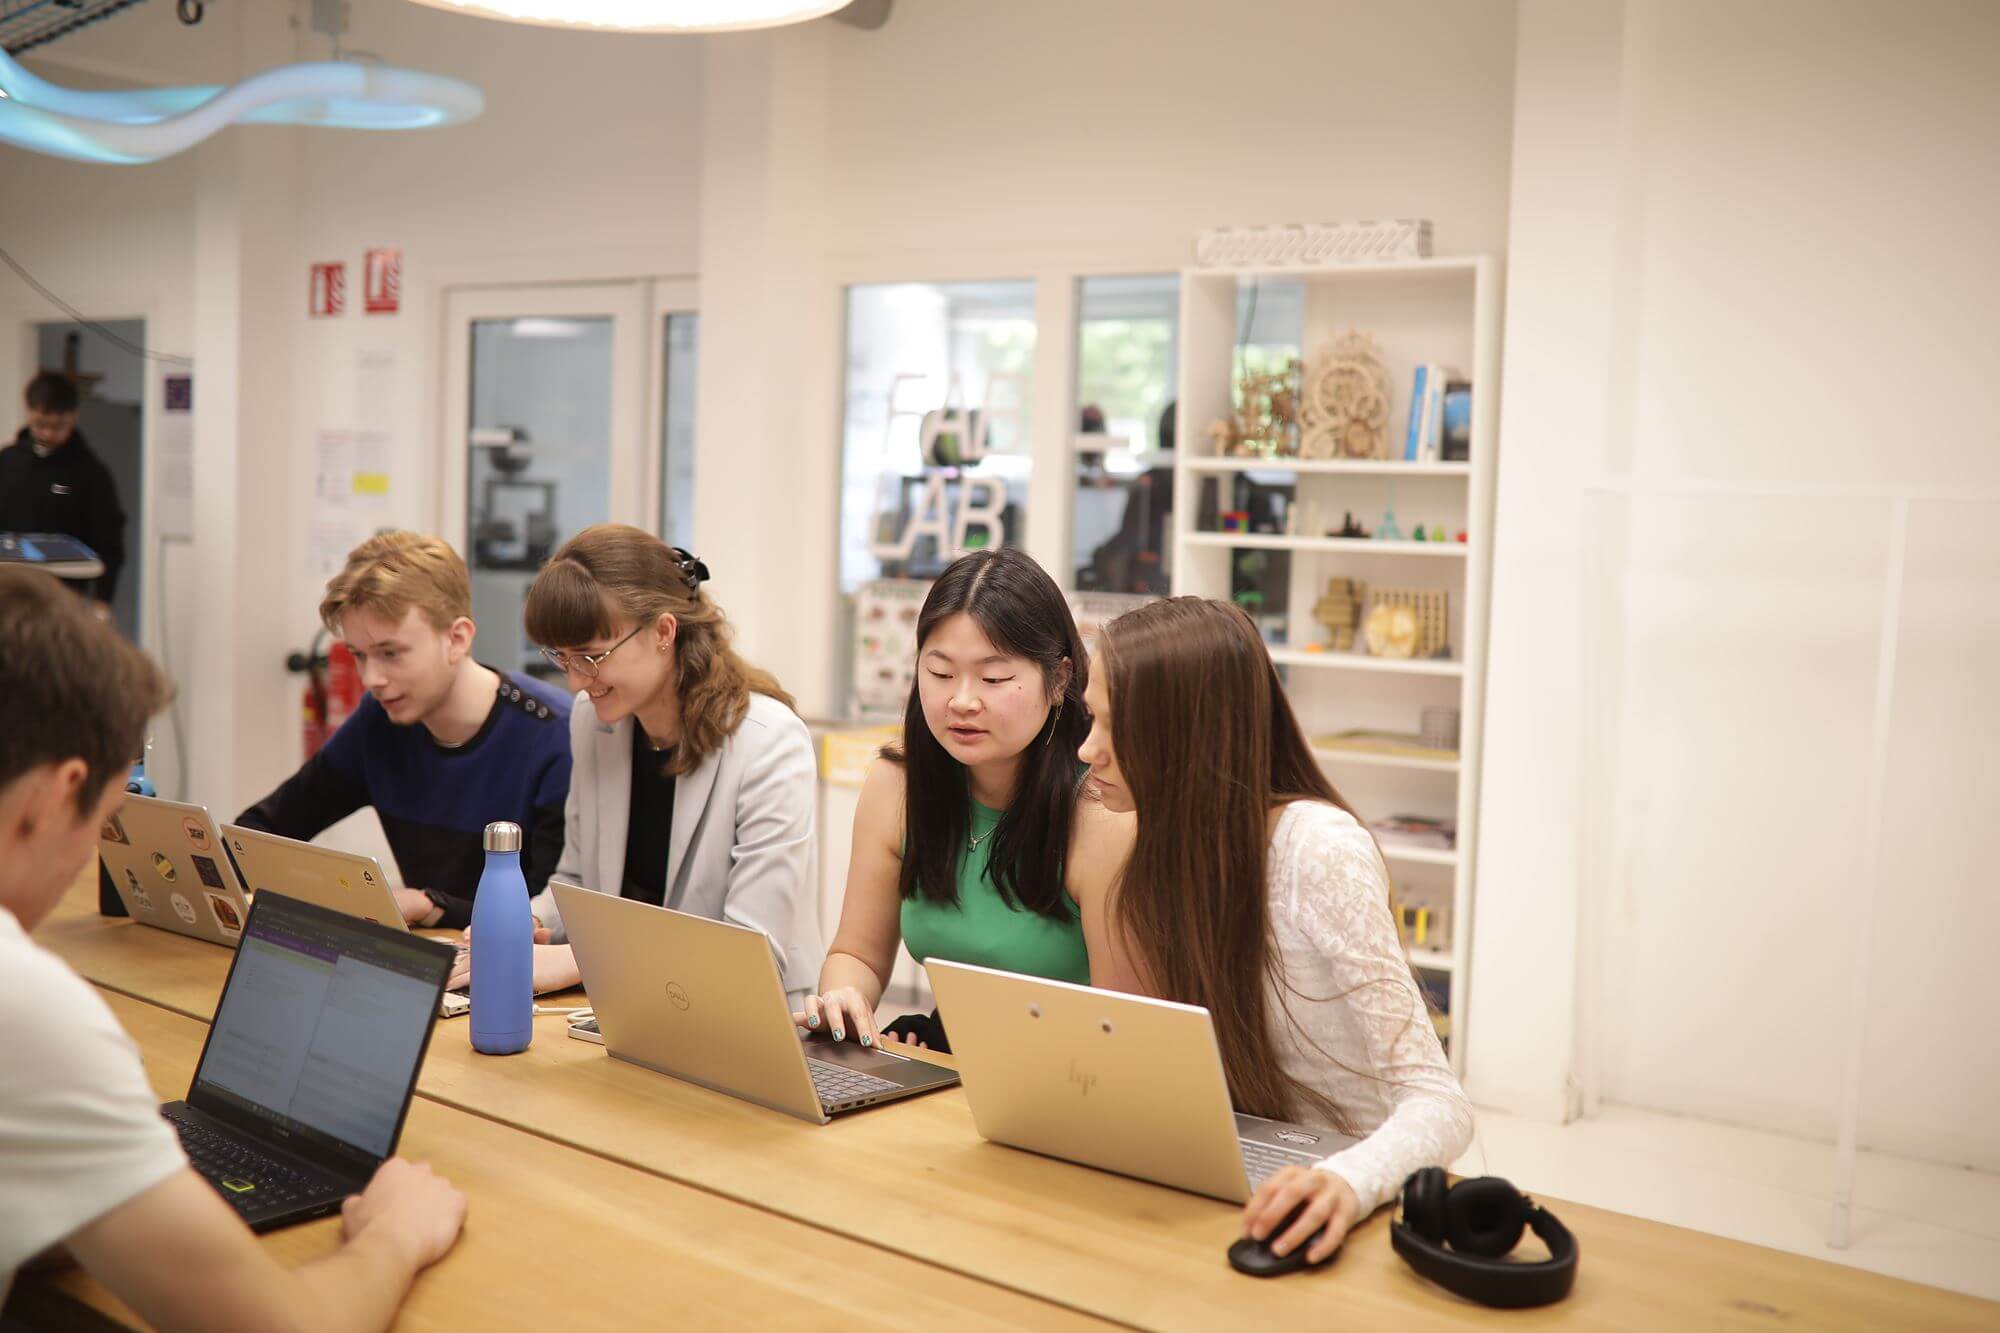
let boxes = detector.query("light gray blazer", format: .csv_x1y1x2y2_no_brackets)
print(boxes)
531,690,825,1003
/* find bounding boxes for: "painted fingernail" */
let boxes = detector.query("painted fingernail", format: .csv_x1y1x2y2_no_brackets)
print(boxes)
833,1028,844,1041
860,1033,872,1046
807,1014,819,1029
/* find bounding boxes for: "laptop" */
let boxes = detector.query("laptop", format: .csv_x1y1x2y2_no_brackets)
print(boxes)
219,823,472,1019
927,960,1358,1203
98,795,251,948
551,879,959,1124
219,824,405,929
160,891,454,1231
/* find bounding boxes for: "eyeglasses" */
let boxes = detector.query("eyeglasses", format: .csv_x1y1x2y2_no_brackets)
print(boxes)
539,623,645,679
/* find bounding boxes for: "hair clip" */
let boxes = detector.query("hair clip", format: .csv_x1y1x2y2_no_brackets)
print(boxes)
670,547,711,592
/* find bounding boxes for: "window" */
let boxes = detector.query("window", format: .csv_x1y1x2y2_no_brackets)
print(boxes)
1071,274,1179,596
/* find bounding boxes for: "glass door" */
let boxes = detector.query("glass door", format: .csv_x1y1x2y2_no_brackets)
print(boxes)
442,284,646,679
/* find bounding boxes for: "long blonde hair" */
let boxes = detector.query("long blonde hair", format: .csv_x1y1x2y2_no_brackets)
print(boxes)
524,525,793,776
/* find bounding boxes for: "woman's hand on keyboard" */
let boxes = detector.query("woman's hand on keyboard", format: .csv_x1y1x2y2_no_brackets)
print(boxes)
792,986,878,1047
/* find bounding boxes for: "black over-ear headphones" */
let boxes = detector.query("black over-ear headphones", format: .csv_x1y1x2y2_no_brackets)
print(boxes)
1390,1168,1578,1309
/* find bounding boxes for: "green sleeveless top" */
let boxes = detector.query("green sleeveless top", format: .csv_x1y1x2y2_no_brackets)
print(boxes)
900,798,1091,985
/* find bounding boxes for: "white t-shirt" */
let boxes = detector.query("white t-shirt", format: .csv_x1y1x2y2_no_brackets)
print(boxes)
0,904,187,1304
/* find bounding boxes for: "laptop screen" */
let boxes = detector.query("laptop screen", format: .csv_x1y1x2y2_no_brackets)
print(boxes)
190,893,450,1166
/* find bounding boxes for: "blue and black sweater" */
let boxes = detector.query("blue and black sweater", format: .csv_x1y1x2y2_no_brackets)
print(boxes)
235,670,573,929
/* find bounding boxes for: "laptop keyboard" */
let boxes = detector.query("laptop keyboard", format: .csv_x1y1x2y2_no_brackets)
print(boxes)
806,1057,901,1109
1240,1138,1320,1189
164,1107,331,1216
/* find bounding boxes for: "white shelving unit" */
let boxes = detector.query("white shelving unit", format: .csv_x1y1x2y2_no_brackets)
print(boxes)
1171,256,1502,1074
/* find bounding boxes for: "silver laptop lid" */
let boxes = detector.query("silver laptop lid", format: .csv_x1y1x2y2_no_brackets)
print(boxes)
98,794,249,946
219,824,405,932
550,880,826,1124
927,958,1262,1202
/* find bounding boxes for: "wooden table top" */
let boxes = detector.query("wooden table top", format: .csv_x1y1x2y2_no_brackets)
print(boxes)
21,990,1109,1332
36,872,2000,1331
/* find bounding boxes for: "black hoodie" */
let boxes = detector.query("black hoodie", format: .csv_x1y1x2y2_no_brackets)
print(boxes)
0,426,126,601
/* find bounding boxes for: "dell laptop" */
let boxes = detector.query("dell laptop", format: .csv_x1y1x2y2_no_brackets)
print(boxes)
552,879,958,1124
927,959,1357,1202
98,795,251,947
161,891,454,1230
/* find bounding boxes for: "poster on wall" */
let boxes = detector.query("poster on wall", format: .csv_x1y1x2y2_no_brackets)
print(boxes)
156,372,194,541
309,262,345,318
363,248,401,315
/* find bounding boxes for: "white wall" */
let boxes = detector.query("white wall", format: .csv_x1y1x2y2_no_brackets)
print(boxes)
718,0,1520,716
1484,0,2000,1166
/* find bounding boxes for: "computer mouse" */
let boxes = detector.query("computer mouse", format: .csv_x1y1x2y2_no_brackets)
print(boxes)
1226,1201,1339,1277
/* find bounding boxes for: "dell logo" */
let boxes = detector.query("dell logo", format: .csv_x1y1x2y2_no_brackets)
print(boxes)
665,981,691,1011
1068,1060,1097,1098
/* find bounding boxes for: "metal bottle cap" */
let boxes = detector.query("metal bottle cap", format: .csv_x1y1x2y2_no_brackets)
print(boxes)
483,820,523,853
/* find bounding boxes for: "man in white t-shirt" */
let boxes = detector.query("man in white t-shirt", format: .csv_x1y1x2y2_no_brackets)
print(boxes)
0,566,467,1331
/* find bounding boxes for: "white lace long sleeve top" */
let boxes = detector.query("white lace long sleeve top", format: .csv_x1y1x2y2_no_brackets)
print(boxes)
1262,800,1474,1215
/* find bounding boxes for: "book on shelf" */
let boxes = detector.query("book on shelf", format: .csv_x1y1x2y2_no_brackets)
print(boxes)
1402,364,1464,463
1441,379,1472,462
1371,814,1457,850
1312,729,1460,763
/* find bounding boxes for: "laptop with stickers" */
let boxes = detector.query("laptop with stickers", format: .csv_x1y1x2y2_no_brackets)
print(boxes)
98,794,250,948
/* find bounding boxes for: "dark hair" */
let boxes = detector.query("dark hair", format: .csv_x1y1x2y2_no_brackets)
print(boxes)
524,524,793,777
1100,596,1410,1134
884,548,1088,921
0,567,174,814
25,371,79,415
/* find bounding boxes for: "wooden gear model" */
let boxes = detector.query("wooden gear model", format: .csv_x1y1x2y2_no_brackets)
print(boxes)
1299,331,1393,460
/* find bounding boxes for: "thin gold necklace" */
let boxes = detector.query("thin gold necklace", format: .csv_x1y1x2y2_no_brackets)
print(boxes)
968,821,997,852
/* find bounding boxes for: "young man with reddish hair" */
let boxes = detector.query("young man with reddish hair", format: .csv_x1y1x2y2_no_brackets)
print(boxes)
235,531,571,928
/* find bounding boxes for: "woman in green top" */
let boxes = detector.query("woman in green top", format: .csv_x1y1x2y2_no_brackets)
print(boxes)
795,548,1137,1049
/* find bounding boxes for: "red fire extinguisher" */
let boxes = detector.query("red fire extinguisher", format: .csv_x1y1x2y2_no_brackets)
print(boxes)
292,632,365,758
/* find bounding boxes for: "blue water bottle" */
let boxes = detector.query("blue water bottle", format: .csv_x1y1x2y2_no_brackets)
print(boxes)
469,820,533,1054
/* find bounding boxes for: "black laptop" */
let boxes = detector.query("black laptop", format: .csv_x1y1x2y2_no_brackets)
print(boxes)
160,891,454,1231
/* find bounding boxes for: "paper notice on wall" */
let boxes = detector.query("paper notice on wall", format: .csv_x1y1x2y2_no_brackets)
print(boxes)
315,430,354,509
352,348,396,507
310,518,358,579
353,429,391,500
156,370,195,539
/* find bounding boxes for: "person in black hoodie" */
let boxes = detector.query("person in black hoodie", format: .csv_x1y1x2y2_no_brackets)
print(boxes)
0,371,127,613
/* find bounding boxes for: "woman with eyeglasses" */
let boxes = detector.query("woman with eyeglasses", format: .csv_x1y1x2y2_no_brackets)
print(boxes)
795,547,1137,1051
447,524,823,999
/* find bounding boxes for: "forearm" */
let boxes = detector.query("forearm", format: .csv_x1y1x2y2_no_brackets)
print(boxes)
292,1224,428,1333
817,950,887,1007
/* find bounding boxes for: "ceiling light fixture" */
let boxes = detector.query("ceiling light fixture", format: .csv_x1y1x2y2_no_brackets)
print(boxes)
0,47,482,164
407,0,851,34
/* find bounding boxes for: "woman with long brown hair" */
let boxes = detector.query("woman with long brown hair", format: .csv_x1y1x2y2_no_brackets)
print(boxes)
449,524,823,1000
1079,596,1471,1266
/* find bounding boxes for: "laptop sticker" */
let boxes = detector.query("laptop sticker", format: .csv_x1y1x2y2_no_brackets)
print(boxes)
182,817,212,851
170,893,198,925
124,869,153,912
191,854,227,889
206,893,243,936
101,813,130,845
151,852,179,883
